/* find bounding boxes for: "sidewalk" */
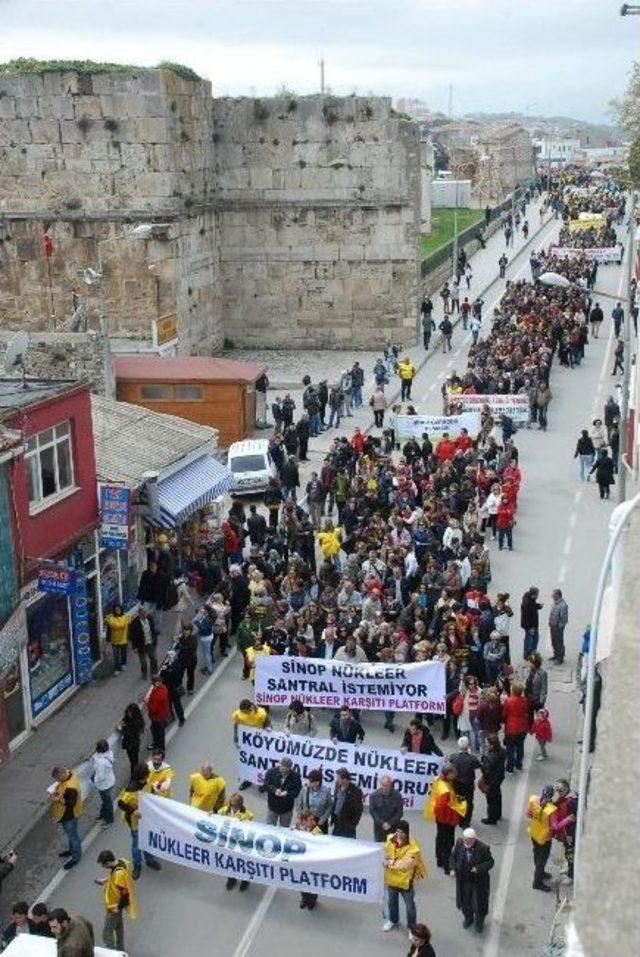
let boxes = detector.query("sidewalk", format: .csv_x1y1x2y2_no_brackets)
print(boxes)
0,196,555,902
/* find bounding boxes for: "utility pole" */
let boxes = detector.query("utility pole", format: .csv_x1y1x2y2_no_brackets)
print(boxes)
618,187,636,503
448,84,453,120
452,177,459,282
319,56,325,97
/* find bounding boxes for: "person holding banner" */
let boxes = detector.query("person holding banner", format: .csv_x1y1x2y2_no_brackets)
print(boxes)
331,768,363,838
264,757,301,827
219,794,255,891
294,810,324,910
382,820,426,933
296,769,332,833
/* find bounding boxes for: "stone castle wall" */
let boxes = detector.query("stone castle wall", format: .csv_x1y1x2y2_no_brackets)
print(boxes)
0,68,222,354
0,71,423,361
214,96,422,349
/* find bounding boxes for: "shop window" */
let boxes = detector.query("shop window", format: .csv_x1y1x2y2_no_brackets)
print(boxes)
26,594,73,717
2,659,26,742
175,384,204,400
140,384,172,400
25,422,75,507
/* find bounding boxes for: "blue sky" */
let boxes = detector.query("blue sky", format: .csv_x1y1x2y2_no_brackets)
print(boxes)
0,0,636,121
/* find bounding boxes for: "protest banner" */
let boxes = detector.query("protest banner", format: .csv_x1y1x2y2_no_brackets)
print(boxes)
447,392,530,425
394,411,481,444
577,212,605,225
237,728,443,809
254,656,446,714
139,793,384,902
550,245,622,264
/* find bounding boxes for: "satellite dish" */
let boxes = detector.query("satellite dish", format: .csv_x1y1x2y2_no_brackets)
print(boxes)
82,267,102,286
4,331,30,387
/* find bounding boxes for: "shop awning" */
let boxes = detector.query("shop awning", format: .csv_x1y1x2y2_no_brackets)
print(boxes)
157,455,234,527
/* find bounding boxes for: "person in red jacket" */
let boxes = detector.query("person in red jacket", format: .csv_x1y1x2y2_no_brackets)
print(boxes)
496,494,515,551
145,675,171,751
351,427,366,456
221,518,243,568
424,765,467,875
503,681,530,772
455,428,473,453
436,433,456,463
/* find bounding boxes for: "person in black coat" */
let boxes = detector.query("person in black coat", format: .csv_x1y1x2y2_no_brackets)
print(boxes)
117,703,146,776
401,719,443,756
450,829,494,932
329,707,365,744
407,923,436,957
479,734,505,825
296,415,310,461
281,456,300,501
331,768,363,838
589,449,615,499
128,607,159,679
520,586,543,659
264,759,301,826
229,567,250,633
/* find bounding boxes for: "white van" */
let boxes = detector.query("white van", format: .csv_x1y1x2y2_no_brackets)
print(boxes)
227,439,277,494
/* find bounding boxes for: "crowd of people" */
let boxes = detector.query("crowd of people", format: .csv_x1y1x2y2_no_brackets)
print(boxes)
3,173,612,956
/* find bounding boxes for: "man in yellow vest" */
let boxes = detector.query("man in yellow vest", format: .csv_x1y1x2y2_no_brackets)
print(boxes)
397,357,417,401
49,766,84,870
232,698,270,791
96,849,137,952
189,762,226,812
146,749,174,797
117,765,161,880
527,785,556,892
382,820,426,932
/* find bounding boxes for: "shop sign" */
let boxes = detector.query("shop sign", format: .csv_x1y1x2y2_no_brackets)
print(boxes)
71,572,92,686
153,313,179,347
32,672,73,717
99,482,131,550
38,565,76,596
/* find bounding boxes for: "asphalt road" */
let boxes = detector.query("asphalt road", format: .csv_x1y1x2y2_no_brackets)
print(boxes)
30,225,626,957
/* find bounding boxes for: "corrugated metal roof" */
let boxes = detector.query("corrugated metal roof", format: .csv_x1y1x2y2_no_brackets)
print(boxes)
114,355,266,383
91,395,219,486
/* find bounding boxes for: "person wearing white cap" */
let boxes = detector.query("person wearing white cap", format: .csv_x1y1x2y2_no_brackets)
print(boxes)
449,828,494,933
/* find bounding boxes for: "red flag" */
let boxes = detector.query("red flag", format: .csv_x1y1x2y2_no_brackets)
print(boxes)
43,233,54,259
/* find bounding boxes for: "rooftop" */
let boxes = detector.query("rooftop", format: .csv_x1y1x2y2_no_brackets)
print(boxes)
0,378,80,413
91,394,219,486
114,355,266,384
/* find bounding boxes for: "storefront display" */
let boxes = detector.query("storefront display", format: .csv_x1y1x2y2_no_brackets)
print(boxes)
26,593,73,718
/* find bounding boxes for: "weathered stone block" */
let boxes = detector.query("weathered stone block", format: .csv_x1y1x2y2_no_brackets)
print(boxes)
38,95,74,119
28,119,61,144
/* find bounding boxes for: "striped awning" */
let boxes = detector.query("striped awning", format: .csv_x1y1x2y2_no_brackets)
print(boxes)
157,455,234,527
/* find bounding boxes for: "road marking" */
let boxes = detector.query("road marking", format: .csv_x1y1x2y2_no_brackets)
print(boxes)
483,746,534,957
569,512,577,529
232,887,277,957
573,489,582,506
36,650,239,904
563,535,573,556
558,562,567,585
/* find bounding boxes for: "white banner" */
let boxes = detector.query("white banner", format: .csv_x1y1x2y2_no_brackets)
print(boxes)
254,657,446,714
394,411,481,444
447,392,530,424
550,245,622,263
139,793,383,902
237,728,443,810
